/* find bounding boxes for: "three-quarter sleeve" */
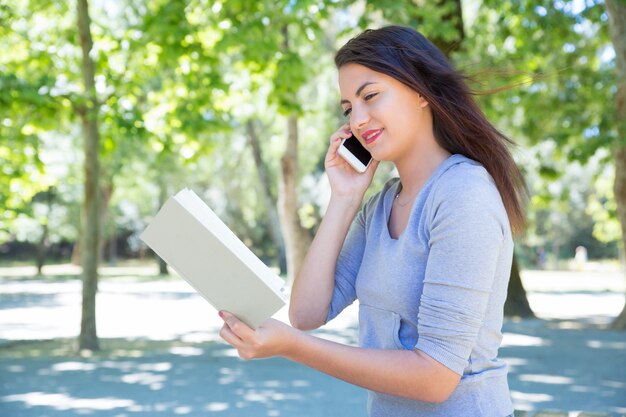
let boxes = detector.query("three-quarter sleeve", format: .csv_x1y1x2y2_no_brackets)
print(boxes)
415,172,508,376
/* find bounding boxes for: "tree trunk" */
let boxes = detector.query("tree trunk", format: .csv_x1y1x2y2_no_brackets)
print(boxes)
277,26,312,284
246,120,287,275
77,0,101,351
278,115,312,284
605,0,626,330
98,181,113,263
157,175,169,275
35,187,55,275
107,224,117,265
552,237,561,270
158,251,168,275
613,148,626,330
71,238,81,265
504,253,535,318
35,221,49,275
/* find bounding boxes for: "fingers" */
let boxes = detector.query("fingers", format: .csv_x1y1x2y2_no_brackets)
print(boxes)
326,125,352,163
219,322,243,348
329,124,352,144
218,312,267,360
326,137,343,162
219,311,254,343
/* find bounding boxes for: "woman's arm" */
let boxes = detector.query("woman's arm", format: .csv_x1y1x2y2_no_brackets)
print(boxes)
289,125,378,330
288,195,361,330
219,312,461,403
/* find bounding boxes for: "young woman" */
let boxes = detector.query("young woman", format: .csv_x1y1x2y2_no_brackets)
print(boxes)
218,25,526,417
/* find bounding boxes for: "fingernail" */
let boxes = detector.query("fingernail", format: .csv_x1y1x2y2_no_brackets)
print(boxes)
218,311,224,318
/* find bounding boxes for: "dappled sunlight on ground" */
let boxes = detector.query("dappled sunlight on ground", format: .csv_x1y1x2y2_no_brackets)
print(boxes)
502,332,547,347
500,318,626,415
521,269,625,321
0,344,366,416
168,346,204,356
0,265,625,416
2,392,137,411
528,292,624,320
518,375,575,385
0,278,221,341
586,339,626,350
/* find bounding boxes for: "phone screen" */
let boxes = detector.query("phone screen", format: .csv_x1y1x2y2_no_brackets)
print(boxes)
343,135,372,165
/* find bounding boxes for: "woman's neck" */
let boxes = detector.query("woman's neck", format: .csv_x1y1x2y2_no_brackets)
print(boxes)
394,141,451,197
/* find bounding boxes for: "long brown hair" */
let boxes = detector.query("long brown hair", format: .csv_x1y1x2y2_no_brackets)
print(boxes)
335,26,527,234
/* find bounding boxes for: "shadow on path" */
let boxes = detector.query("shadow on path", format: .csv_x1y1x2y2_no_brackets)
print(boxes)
1,273,625,416
501,319,626,415
0,343,366,417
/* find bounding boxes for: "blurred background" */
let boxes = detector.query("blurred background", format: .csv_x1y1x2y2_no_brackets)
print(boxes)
1,0,625,416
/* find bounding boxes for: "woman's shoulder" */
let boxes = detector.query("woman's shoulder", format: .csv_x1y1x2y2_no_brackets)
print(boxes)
425,155,511,237
439,156,498,192
432,155,505,211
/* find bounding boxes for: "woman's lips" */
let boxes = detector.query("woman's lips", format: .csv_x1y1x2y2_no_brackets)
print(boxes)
363,128,383,145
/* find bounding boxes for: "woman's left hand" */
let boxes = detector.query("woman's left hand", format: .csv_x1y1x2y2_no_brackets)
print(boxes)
218,311,300,360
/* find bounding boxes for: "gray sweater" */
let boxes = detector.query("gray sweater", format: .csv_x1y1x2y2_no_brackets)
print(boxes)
327,154,515,417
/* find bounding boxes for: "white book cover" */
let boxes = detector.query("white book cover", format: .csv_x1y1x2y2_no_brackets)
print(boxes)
140,188,287,329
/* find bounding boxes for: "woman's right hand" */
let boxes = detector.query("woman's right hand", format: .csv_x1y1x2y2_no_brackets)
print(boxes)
325,124,379,200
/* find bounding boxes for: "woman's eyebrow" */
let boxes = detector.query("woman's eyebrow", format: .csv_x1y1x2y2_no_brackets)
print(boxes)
340,82,379,105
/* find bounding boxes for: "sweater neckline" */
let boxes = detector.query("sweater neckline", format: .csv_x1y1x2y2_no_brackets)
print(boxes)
384,154,467,241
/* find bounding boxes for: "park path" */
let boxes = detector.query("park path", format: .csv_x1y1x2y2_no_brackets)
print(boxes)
0,266,625,416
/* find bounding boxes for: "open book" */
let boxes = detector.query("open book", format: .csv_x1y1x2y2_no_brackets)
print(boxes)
140,188,287,329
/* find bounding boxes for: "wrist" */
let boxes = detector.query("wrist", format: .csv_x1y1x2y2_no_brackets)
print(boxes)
328,192,364,212
282,327,309,361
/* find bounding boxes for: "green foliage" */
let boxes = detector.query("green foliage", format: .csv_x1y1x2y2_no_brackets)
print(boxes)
0,1,70,237
357,0,463,43
272,50,309,113
210,0,331,116
464,0,615,164
454,1,620,248
0,0,622,264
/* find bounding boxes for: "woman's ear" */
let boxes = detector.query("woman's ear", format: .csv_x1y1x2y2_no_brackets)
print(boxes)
417,94,429,108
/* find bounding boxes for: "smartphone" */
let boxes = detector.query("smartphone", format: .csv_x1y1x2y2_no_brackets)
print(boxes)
337,134,373,173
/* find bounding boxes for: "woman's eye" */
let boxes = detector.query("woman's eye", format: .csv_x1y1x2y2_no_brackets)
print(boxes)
364,92,378,101
342,108,352,118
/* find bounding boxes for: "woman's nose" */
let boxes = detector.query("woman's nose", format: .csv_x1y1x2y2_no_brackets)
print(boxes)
350,106,370,132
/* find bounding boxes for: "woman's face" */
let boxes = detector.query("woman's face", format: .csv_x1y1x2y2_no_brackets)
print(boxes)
338,63,431,163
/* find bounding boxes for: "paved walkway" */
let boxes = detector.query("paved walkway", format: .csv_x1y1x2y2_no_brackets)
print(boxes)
0,266,625,416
